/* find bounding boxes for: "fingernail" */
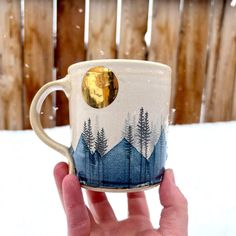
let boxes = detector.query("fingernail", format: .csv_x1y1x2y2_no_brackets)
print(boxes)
168,169,176,185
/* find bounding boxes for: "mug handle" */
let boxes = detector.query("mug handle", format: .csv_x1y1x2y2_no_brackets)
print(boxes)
30,76,75,174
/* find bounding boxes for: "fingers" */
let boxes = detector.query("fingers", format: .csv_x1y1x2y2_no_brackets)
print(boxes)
54,163,95,234
127,192,150,218
53,162,68,207
158,169,188,236
86,190,117,223
63,174,91,236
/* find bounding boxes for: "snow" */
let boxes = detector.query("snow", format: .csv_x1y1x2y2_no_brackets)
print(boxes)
0,122,236,235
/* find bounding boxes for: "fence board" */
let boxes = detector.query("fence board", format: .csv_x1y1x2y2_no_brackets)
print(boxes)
118,0,148,59
0,0,23,130
232,73,236,120
87,0,117,60
23,0,54,129
205,0,236,122
174,0,211,124
148,0,181,116
55,0,86,126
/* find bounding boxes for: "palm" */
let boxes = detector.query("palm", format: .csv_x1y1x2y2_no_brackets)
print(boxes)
54,163,188,236
89,216,158,236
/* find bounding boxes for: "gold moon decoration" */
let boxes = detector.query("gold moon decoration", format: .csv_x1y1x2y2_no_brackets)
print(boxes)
82,66,119,109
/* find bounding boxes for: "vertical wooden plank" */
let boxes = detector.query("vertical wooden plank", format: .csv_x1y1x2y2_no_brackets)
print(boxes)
118,0,149,59
87,0,117,60
0,0,23,130
174,0,211,124
56,0,86,126
148,0,181,114
24,0,54,129
205,0,236,122
232,73,236,120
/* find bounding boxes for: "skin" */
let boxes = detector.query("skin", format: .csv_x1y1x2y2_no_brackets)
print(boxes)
54,162,188,236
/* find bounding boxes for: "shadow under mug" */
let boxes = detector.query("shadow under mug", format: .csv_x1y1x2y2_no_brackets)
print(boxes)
30,59,171,192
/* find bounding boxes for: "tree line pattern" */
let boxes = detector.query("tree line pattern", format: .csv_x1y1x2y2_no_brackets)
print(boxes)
72,107,166,188
82,118,108,156
83,108,155,158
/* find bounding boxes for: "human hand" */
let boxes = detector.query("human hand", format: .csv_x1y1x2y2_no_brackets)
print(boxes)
54,162,188,236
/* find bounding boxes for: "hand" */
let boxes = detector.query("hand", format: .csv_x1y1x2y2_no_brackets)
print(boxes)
54,162,188,236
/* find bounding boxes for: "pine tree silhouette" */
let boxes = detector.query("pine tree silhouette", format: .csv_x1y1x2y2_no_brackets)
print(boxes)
143,112,151,158
95,128,108,184
137,107,145,182
99,128,108,156
143,112,151,182
95,130,101,154
95,130,102,184
159,126,167,172
95,128,108,156
137,107,145,156
82,121,89,178
87,118,95,152
136,108,152,182
125,125,134,187
82,118,95,183
121,113,131,140
127,125,134,145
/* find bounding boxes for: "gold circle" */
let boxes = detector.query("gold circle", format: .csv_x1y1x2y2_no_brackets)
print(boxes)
82,66,119,109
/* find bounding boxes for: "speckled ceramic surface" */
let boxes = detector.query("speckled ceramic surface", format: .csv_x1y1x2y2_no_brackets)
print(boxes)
30,59,171,192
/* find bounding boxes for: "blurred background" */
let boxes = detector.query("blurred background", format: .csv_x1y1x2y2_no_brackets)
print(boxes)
0,0,235,130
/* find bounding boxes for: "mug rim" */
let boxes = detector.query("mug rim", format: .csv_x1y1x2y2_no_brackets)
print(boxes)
68,59,171,75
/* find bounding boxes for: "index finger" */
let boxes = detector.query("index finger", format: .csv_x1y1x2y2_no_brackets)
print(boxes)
63,175,91,236
53,162,69,208
158,169,188,236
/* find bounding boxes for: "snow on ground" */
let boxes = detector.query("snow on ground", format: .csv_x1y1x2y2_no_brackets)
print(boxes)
0,122,236,236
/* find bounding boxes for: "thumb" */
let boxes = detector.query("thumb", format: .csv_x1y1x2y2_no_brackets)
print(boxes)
158,169,188,236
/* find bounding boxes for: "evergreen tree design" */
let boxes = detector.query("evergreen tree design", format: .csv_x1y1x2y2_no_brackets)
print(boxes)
143,112,151,182
132,115,137,146
95,128,108,184
122,113,131,138
86,118,95,152
95,130,101,153
143,112,151,158
99,128,108,156
82,118,95,182
75,108,167,188
137,107,145,182
82,121,89,178
125,125,134,187
127,125,134,145
136,107,152,182
137,107,145,156
136,108,152,158
95,128,108,156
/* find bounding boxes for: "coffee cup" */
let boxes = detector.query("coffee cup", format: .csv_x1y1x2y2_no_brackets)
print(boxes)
30,59,171,192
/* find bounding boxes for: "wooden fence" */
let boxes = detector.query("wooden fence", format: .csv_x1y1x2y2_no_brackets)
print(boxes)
0,0,236,130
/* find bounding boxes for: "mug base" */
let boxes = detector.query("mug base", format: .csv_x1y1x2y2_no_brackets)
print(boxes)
81,182,160,192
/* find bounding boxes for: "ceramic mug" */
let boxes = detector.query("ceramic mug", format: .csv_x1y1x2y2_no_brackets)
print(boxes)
30,59,171,192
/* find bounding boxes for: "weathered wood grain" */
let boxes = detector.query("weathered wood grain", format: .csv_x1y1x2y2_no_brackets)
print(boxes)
23,0,54,129
174,0,211,124
0,0,23,130
118,0,149,59
55,0,86,126
148,0,181,118
232,72,236,120
205,0,236,122
87,0,117,60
